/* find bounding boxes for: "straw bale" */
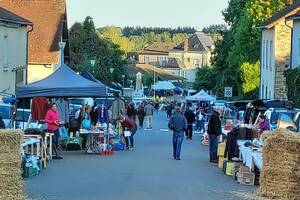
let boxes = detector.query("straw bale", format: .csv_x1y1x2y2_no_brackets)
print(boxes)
259,129,300,200
0,129,25,200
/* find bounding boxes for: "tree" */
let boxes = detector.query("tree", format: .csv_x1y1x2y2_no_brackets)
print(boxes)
202,24,228,34
241,61,260,99
69,17,125,85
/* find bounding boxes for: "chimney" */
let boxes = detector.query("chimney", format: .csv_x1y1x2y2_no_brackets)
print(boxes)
183,39,189,51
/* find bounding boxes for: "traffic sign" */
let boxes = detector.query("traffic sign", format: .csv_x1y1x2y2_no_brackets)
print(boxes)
224,87,233,98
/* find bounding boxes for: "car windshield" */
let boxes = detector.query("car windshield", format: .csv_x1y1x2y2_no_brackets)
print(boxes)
0,105,12,119
15,110,30,122
270,112,293,124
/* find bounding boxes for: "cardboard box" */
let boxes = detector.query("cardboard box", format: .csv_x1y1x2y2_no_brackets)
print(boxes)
217,143,226,157
239,165,251,173
237,172,255,185
218,156,227,169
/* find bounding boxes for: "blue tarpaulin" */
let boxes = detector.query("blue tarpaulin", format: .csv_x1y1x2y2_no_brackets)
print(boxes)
16,64,107,98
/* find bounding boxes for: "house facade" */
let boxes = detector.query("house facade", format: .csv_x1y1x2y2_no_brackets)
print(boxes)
169,32,214,83
260,2,300,100
288,13,300,68
0,0,70,84
0,8,32,94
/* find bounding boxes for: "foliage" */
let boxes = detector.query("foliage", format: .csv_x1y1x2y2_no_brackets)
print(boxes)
69,17,125,85
195,0,296,99
194,66,218,91
122,26,196,36
286,68,300,107
202,24,228,34
98,26,191,53
240,61,260,99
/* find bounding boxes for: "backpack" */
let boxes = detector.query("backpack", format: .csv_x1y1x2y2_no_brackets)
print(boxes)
82,113,91,130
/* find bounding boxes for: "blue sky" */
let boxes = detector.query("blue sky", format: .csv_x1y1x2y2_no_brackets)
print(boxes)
66,0,229,30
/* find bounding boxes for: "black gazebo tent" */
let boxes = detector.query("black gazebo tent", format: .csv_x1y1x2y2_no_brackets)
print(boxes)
16,64,107,98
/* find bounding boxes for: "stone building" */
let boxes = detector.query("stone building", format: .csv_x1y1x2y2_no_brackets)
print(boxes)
260,2,300,99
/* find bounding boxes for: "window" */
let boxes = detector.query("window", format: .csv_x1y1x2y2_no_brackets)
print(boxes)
262,83,265,99
158,56,167,66
16,70,24,87
195,59,201,68
262,40,265,69
269,41,273,71
145,56,150,64
298,38,300,67
3,34,8,69
266,40,269,70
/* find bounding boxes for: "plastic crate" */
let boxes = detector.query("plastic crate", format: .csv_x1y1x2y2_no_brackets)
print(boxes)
225,162,235,176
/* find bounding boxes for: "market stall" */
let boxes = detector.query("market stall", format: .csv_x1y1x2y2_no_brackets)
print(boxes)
186,89,216,102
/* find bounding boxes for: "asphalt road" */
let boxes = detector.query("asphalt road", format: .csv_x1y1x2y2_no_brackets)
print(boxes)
26,111,255,200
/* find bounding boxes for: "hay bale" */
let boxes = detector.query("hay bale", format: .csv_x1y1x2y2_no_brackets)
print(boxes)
259,129,300,200
0,129,25,200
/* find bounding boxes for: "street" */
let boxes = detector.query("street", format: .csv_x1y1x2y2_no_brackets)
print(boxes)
26,112,255,200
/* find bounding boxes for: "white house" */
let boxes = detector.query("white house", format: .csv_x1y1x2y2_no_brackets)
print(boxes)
260,2,300,100
0,7,32,95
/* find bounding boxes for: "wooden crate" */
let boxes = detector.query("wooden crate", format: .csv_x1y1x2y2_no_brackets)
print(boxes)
239,165,250,173
237,172,255,185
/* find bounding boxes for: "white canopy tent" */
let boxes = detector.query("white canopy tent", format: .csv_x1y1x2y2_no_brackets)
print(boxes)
186,89,216,102
154,81,176,90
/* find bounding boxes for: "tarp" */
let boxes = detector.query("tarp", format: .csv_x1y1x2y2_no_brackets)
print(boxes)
154,81,176,90
16,64,107,98
186,89,216,102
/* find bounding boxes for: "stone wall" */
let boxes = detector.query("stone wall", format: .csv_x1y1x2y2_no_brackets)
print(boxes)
274,20,292,99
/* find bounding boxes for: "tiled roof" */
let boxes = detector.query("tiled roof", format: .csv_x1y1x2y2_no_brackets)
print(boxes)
127,64,185,81
0,0,68,64
173,32,213,52
164,57,186,69
140,42,177,55
261,1,300,28
0,7,32,25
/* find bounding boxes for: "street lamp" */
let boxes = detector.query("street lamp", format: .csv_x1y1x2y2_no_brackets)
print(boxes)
105,67,114,146
122,75,125,87
90,59,96,74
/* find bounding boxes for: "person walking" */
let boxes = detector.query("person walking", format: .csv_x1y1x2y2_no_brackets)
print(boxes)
144,102,154,130
45,103,63,159
207,109,222,163
136,102,145,128
196,107,206,133
168,106,187,160
126,102,135,120
184,106,196,140
119,115,137,150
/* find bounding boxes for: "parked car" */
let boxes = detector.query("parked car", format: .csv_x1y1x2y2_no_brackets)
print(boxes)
14,109,39,129
264,108,297,130
0,104,14,128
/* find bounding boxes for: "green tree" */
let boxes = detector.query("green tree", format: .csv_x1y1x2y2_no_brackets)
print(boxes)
241,61,260,99
69,17,125,85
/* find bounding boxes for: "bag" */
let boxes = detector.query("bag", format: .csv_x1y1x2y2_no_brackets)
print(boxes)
82,113,91,130
59,126,68,139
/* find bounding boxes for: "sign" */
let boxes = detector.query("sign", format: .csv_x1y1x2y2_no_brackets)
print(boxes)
224,87,233,98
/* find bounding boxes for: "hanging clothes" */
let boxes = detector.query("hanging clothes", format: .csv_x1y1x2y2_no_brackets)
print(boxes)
55,98,69,123
112,98,125,120
98,105,108,124
31,97,49,120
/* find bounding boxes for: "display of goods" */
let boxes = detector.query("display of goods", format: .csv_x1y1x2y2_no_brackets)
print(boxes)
0,130,25,200
217,143,226,157
218,156,227,169
66,137,83,151
259,129,300,200
237,172,255,185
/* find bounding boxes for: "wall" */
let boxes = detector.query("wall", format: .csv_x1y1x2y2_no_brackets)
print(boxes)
292,20,300,68
0,24,27,94
27,64,57,83
260,28,276,99
274,20,293,100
